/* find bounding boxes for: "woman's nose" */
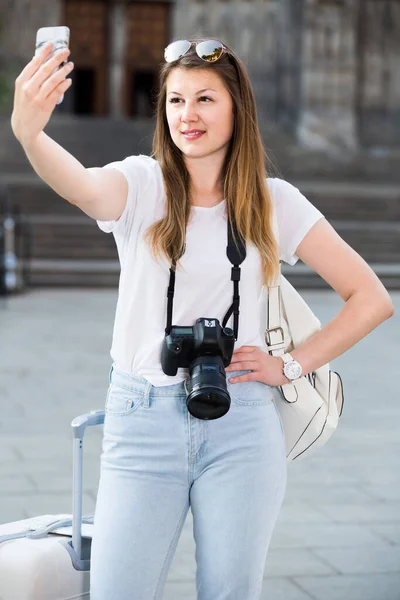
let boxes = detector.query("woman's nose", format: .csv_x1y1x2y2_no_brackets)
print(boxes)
181,101,198,122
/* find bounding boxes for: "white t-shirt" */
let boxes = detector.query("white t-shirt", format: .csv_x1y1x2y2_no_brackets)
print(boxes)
96,154,324,386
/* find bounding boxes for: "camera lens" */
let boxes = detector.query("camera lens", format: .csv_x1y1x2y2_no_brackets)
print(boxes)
185,355,231,420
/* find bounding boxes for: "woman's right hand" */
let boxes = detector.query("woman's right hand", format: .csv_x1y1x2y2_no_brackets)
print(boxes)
11,42,74,147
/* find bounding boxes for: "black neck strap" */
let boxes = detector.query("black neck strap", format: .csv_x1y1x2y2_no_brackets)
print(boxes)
165,218,246,339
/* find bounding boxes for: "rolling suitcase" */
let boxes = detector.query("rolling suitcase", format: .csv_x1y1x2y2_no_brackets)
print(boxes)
0,409,105,599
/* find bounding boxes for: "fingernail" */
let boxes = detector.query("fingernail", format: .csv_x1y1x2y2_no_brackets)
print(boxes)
230,378,236,383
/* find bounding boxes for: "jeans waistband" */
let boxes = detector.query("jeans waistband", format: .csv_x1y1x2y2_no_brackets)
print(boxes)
109,363,188,397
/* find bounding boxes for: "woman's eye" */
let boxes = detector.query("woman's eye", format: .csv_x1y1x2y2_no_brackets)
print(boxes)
168,97,212,104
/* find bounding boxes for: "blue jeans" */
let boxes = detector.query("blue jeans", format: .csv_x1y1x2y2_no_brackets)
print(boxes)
90,363,287,600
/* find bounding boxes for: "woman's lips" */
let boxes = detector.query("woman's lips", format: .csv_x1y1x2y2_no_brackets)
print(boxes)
182,131,205,141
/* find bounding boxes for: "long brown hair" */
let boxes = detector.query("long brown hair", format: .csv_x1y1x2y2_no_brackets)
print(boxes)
144,38,279,286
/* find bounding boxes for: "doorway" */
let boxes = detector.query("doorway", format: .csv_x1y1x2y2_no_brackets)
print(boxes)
124,2,170,118
73,68,96,115
130,70,157,118
62,0,109,115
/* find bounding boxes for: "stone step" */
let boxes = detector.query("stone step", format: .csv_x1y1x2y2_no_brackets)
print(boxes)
283,262,400,291
28,219,115,260
27,259,119,287
8,212,400,264
23,259,400,290
294,181,400,222
4,214,400,264
2,115,400,183
3,176,400,223
0,116,155,173
18,219,396,261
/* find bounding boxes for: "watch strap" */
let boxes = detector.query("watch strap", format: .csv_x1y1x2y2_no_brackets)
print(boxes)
281,353,294,364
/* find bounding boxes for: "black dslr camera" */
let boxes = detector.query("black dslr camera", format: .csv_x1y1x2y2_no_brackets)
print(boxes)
161,318,235,420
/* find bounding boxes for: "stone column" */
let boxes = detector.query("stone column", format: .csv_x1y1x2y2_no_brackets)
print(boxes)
297,0,358,153
109,2,127,118
0,0,63,114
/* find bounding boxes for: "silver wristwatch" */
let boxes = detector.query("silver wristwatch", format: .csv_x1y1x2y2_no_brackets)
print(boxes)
281,353,302,381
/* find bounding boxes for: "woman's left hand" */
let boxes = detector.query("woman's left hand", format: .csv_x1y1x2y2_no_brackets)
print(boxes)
226,345,289,387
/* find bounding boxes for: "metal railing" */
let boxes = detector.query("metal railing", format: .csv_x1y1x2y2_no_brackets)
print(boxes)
0,185,33,296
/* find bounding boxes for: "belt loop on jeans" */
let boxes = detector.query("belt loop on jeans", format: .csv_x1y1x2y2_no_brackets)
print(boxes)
143,380,152,408
184,376,189,396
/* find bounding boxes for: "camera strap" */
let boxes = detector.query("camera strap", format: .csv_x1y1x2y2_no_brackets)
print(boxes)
165,217,246,340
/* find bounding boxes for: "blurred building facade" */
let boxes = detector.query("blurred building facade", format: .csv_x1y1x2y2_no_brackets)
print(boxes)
0,0,399,153
1,0,400,289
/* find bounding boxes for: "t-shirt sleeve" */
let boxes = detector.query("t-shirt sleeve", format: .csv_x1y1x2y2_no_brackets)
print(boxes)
269,178,325,266
96,154,156,234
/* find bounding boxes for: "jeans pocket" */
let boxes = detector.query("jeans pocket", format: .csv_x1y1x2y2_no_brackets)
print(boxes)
105,383,143,417
271,392,286,438
227,371,273,407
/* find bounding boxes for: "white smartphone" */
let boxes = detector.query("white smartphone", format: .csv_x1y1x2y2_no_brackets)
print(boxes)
35,26,70,105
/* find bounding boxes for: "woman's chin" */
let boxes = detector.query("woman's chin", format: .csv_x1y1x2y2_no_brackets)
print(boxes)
180,145,215,159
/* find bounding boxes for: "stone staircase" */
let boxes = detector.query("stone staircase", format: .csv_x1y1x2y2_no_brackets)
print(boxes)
1,115,399,289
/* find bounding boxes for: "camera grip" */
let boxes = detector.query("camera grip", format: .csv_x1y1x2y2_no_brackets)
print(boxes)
161,338,181,376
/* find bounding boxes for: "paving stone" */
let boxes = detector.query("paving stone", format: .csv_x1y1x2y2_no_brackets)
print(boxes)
307,454,400,470
277,503,332,525
358,471,400,486
286,466,364,486
0,418,79,435
259,579,316,600
28,471,100,494
0,496,31,524
8,434,103,461
0,474,36,494
270,523,386,549
292,459,400,488
368,524,400,545
163,579,318,600
284,483,377,505
11,440,76,462
0,457,71,477
0,402,25,418
163,581,197,600
263,548,337,578
360,484,400,502
0,492,96,524
312,544,400,575
317,501,400,524
163,577,316,600
0,288,399,600
20,492,96,519
0,445,19,463
293,573,400,600
168,547,196,581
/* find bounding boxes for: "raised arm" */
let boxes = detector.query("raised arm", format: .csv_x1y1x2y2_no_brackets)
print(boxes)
22,133,128,221
11,41,128,222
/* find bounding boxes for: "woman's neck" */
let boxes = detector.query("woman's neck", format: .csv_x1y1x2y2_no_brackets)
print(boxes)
185,154,225,207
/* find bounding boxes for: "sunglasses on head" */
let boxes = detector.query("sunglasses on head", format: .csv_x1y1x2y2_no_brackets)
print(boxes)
164,39,228,64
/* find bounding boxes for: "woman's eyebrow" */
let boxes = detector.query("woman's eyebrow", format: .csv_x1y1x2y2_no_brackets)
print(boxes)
167,88,218,95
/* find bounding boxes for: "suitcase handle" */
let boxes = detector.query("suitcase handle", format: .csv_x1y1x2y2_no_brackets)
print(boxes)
71,409,105,561
26,516,94,539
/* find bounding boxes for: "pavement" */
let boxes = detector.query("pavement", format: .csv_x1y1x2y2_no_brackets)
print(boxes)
0,288,399,600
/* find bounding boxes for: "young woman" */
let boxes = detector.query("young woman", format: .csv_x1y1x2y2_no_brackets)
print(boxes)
12,38,394,600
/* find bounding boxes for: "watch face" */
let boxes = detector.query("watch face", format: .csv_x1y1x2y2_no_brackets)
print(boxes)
284,361,302,380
